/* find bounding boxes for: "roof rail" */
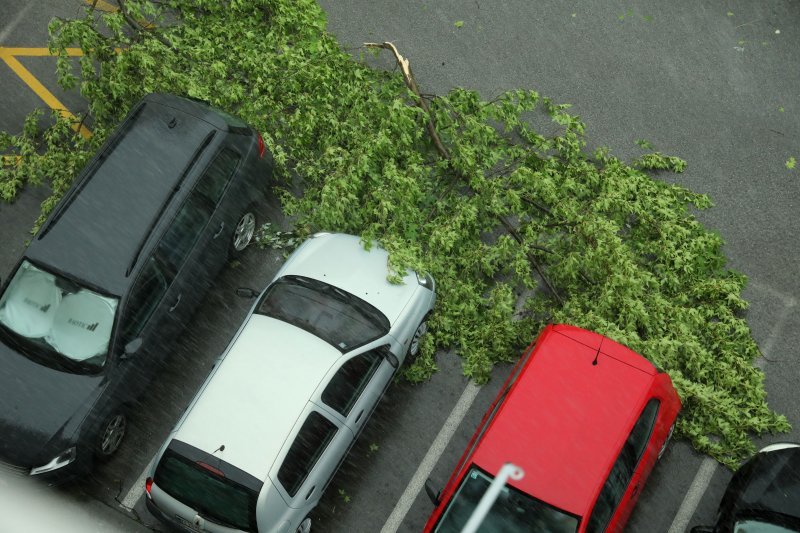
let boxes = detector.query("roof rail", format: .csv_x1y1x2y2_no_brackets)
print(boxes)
37,102,146,241
125,130,217,277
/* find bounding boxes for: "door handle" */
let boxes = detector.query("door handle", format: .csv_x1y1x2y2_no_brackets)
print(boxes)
213,222,225,239
631,483,640,498
305,485,315,500
354,410,364,424
169,294,182,312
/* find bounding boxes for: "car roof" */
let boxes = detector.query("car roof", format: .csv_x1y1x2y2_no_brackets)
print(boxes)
172,314,342,482
471,324,656,518
26,94,224,295
278,233,419,325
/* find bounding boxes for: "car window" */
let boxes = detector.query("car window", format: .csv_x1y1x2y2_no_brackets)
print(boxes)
586,442,636,533
156,189,213,276
0,260,119,369
321,348,385,416
278,411,338,497
628,399,660,462
195,148,239,205
257,276,390,352
123,256,169,340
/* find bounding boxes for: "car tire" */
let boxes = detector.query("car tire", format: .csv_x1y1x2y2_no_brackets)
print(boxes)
658,421,676,460
229,205,257,257
296,517,311,533
95,411,127,460
405,316,430,365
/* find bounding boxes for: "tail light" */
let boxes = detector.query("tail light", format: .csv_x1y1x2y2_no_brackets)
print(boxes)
145,477,153,499
256,131,265,159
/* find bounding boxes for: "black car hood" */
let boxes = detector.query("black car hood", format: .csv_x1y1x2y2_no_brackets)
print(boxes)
0,339,104,467
734,447,800,520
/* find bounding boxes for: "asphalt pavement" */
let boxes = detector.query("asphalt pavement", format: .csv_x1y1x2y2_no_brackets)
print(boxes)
1,1,799,532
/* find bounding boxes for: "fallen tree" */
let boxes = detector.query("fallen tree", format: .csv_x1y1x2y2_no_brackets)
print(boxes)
0,0,788,468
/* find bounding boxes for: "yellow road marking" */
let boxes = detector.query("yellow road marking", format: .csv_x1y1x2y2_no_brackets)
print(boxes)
0,47,83,57
86,0,119,13
0,47,91,139
83,0,154,29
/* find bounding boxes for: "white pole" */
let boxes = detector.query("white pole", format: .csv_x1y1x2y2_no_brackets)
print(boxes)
461,463,525,533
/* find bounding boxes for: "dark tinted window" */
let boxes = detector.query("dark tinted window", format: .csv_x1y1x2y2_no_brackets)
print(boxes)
196,149,239,205
257,276,389,352
628,399,660,461
123,256,168,340
154,449,257,532
586,442,636,533
278,412,338,497
157,191,212,275
322,348,384,416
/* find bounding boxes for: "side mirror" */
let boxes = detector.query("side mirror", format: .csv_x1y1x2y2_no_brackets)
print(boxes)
424,479,441,506
235,287,259,298
123,337,143,358
690,527,716,533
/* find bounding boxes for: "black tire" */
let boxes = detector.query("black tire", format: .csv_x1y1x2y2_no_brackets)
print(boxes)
405,317,429,365
95,411,127,460
229,205,257,257
296,517,311,533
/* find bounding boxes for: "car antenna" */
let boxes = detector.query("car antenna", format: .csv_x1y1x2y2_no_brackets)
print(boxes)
592,339,603,366
212,444,226,470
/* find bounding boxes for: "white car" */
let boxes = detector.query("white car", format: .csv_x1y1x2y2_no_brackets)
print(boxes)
144,232,435,533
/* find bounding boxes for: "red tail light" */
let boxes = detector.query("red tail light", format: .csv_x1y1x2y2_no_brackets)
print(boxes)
256,132,265,159
145,477,153,499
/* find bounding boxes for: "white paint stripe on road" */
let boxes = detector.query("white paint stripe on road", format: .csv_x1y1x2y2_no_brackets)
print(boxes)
0,3,35,44
120,456,155,510
667,456,718,533
380,381,481,533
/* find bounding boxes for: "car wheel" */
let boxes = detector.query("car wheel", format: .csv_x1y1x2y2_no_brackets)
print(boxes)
406,318,429,364
296,517,311,533
658,421,676,460
96,412,127,459
230,207,257,256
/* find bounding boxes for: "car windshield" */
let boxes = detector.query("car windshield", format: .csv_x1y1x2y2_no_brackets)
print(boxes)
434,466,579,533
255,275,389,351
0,260,118,371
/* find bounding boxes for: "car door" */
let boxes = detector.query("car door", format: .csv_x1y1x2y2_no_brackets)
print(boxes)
318,339,401,437
114,254,184,401
191,146,246,271
585,398,661,533
273,407,354,517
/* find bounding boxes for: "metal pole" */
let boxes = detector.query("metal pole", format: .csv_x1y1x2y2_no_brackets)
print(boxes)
461,463,525,533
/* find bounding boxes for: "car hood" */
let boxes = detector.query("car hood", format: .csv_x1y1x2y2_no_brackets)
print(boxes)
0,339,104,466
733,446,800,520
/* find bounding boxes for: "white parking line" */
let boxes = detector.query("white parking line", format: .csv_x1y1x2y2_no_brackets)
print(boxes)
380,381,481,533
0,3,34,44
667,456,718,533
119,457,155,510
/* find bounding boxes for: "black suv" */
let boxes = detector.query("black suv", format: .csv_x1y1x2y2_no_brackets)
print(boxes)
0,93,271,482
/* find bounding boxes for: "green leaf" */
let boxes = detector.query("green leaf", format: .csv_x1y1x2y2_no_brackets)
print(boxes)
787,157,796,170
454,20,464,28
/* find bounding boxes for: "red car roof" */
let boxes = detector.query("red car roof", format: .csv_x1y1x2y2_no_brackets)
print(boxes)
471,325,656,518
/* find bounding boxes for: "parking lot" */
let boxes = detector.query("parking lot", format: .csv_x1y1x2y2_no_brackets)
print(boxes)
1,0,799,531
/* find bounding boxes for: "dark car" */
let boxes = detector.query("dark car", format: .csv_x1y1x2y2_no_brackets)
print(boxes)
692,443,800,533
0,93,271,482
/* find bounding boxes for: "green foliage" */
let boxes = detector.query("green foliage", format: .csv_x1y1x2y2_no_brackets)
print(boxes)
255,222,301,250
0,0,788,468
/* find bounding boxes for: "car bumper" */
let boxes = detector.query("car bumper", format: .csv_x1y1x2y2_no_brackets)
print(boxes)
146,497,200,533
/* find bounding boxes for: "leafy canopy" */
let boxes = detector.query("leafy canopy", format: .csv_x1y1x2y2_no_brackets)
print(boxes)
0,0,788,468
